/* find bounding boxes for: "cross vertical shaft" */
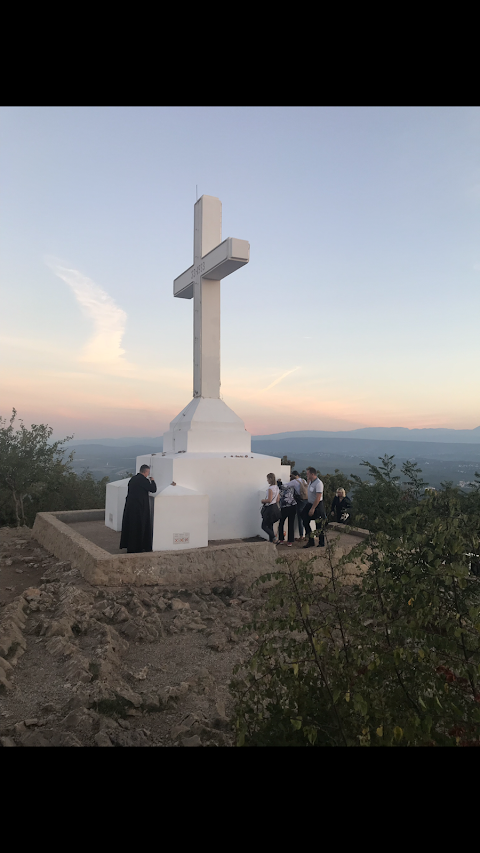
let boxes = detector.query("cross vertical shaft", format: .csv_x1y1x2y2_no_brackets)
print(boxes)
193,196,222,398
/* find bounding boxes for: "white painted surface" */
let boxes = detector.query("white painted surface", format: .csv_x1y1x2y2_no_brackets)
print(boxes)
151,484,208,551
105,478,129,532
174,237,250,297
135,454,153,473
144,452,291,543
105,464,300,542
173,195,249,399
162,397,251,453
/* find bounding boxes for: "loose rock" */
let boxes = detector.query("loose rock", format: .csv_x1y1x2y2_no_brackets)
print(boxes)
182,735,202,747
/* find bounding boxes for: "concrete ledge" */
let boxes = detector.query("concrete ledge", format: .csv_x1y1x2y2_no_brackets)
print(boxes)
32,510,280,588
49,509,105,524
327,521,369,540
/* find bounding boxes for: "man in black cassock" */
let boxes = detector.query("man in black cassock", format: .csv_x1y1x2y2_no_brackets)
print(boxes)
120,464,157,553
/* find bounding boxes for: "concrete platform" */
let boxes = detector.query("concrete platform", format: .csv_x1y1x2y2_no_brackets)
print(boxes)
32,509,369,590
66,519,265,556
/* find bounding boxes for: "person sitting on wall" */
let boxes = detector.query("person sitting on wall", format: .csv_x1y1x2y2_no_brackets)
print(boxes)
120,464,157,553
330,488,353,524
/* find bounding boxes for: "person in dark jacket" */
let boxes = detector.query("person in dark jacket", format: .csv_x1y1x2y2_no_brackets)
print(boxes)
330,488,353,524
120,465,157,553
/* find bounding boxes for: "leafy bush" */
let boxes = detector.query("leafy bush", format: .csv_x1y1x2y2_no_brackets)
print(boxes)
230,484,480,747
349,455,428,534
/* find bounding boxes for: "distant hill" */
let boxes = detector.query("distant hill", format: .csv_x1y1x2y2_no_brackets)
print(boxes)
67,437,163,447
250,437,480,463
251,427,480,444
64,428,480,489
67,426,480,449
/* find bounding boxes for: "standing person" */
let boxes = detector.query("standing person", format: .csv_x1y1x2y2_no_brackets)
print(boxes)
301,467,326,548
330,488,353,524
120,464,157,553
291,470,308,540
261,473,280,544
278,480,297,546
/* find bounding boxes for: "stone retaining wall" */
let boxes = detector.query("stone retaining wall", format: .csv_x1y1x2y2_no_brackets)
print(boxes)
32,511,280,588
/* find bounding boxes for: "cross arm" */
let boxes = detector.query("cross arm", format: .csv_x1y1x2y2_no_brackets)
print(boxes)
174,237,250,299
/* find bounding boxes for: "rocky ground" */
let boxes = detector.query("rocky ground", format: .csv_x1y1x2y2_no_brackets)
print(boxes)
0,526,286,747
0,525,360,748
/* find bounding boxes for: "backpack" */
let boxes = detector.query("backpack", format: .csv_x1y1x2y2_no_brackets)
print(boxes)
280,485,297,508
297,479,308,501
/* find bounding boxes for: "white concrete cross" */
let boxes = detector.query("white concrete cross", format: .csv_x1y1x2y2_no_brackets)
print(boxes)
173,196,249,399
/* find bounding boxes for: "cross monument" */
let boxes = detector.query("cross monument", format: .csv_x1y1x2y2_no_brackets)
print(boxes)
173,195,249,399
105,193,291,544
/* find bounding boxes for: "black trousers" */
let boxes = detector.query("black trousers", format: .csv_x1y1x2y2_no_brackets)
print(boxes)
278,506,296,542
261,505,278,542
301,501,326,545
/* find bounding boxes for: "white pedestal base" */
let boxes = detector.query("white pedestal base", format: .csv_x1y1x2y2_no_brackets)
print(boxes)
134,451,291,546
151,484,209,551
105,477,129,532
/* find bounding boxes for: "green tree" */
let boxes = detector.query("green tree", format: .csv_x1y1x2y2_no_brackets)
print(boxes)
402,459,428,503
0,409,74,526
0,409,108,527
350,455,428,533
39,469,109,517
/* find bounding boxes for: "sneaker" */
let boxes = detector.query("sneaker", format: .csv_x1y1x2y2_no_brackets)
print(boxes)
317,542,325,548
303,541,315,549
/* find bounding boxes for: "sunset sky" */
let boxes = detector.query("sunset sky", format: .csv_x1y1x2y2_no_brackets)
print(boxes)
1,107,479,439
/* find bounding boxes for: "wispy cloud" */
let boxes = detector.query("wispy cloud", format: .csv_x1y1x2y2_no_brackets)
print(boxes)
47,259,133,373
263,367,300,391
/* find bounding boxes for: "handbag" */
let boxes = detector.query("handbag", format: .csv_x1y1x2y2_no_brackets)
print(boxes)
261,502,281,522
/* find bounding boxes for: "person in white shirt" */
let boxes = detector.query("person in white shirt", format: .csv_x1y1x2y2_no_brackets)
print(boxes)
302,467,326,548
261,473,280,543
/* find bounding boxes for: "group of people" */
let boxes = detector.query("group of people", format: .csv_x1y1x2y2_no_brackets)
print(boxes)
261,467,352,548
119,463,352,554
